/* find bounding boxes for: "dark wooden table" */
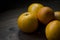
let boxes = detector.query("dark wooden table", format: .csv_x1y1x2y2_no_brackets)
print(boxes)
0,7,47,40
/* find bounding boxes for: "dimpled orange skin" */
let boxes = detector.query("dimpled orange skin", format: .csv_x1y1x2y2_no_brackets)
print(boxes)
45,20,60,40
17,12,38,33
37,7,55,24
28,3,44,18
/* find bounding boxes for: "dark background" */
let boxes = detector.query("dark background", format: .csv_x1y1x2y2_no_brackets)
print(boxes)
0,0,60,40
0,0,60,13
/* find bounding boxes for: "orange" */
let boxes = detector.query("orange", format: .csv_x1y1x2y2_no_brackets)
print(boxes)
28,3,44,17
37,7,55,24
54,11,60,20
45,20,60,40
17,12,38,33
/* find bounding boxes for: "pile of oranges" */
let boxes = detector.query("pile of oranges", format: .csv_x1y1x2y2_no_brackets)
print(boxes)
17,3,60,40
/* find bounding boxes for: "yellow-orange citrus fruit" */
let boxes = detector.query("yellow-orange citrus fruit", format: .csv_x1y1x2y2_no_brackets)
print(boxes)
45,20,60,40
17,12,38,33
37,7,55,24
54,11,60,20
28,3,44,17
